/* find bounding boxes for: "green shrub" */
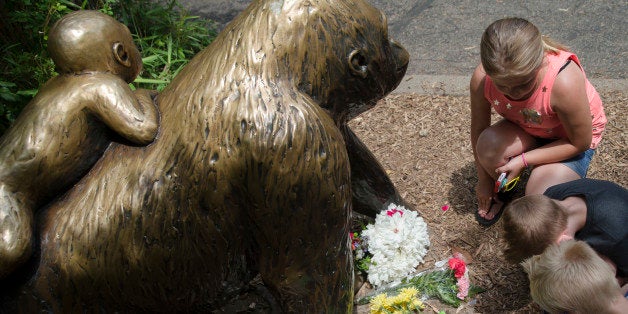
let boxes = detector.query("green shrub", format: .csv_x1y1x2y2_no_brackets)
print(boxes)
0,0,216,135
101,0,217,91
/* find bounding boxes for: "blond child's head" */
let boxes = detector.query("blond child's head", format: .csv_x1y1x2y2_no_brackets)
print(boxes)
502,194,567,264
522,240,622,313
480,17,568,88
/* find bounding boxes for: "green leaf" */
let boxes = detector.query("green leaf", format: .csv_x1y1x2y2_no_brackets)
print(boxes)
436,284,460,307
141,55,161,64
134,78,170,84
17,89,38,97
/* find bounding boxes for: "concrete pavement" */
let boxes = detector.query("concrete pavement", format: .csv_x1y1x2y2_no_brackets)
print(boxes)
179,0,627,95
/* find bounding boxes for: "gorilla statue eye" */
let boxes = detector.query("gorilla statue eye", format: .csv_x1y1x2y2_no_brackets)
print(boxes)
351,52,367,68
348,49,368,79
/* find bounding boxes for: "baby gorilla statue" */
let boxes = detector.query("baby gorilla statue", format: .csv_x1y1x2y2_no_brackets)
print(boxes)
0,10,159,278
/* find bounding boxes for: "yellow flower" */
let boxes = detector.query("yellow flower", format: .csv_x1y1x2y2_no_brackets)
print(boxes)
369,287,426,313
399,287,419,300
412,298,425,309
390,293,408,305
370,293,389,313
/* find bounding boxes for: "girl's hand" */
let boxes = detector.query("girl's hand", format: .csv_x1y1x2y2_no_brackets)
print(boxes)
495,154,526,182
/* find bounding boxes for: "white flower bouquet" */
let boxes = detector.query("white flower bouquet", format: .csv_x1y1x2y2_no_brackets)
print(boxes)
354,203,430,287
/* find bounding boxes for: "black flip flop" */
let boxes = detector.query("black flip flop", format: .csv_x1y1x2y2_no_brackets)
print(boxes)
475,189,519,227
475,197,506,227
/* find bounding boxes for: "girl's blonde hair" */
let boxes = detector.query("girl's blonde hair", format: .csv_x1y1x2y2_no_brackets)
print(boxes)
480,17,569,81
522,240,619,313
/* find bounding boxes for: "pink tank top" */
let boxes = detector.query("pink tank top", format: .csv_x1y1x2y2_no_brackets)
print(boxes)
484,50,606,149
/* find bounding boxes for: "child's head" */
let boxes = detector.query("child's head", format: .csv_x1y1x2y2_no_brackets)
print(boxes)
522,240,622,313
481,17,543,80
480,17,567,99
502,194,567,264
47,10,142,82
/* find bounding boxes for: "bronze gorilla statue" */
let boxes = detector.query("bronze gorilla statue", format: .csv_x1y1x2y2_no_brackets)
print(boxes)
0,0,409,311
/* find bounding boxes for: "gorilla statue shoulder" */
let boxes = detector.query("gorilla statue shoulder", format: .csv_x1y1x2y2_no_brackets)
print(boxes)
0,0,408,312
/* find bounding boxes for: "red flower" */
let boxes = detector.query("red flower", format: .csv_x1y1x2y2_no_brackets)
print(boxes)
350,232,360,250
448,258,466,278
386,208,404,217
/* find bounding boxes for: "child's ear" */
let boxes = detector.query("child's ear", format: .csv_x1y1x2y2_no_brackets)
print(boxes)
556,233,573,243
113,42,132,68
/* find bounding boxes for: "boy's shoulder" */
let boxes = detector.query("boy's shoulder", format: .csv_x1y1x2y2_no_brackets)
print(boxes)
545,178,626,197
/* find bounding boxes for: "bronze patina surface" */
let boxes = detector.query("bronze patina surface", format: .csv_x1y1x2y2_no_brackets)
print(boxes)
0,0,408,311
0,10,158,279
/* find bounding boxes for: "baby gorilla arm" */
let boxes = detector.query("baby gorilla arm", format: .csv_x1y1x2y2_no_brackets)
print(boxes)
89,74,159,145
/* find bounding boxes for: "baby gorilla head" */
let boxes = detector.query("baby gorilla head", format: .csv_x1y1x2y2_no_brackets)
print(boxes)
47,10,142,82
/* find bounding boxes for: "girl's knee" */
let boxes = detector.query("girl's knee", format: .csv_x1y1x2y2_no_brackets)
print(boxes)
476,131,500,155
476,129,512,166
476,121,535,166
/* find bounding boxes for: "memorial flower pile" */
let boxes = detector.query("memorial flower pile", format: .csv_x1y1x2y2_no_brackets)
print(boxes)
357,255,485,309
353,203,430,287
352,203,484,310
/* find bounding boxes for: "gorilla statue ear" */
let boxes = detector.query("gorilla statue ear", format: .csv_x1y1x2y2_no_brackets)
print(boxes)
113,42,132,68
349,49,368,78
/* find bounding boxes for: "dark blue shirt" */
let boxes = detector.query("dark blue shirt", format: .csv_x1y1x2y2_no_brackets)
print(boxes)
545,178,628,277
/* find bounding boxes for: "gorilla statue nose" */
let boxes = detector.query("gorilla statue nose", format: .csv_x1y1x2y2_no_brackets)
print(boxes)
391,39,410,75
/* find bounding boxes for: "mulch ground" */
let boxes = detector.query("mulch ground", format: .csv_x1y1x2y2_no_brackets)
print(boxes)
216,90,626,313
349,90,627,313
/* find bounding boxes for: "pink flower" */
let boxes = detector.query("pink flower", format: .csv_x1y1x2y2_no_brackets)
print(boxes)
452,252,465,261
448,258,466,278
456,274,470,300
350,232,359,250
386,208,404,217
441,204,450,211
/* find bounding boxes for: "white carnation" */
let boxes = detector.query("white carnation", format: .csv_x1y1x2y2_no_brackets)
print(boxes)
361,203,430,287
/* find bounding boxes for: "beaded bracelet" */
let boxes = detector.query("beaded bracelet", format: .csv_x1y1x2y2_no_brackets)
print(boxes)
521,152,529,167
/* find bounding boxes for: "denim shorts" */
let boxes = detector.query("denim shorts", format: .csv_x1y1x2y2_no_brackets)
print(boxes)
561,148,595,178
534,137,596,178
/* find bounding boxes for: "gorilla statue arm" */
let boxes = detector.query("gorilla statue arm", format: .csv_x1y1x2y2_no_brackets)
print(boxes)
342,124,406,218
240,89,354,312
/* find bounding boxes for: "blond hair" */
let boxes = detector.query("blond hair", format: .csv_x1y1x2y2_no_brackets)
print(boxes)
502,194,567,264
480,17,569,81
522,240,619,313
